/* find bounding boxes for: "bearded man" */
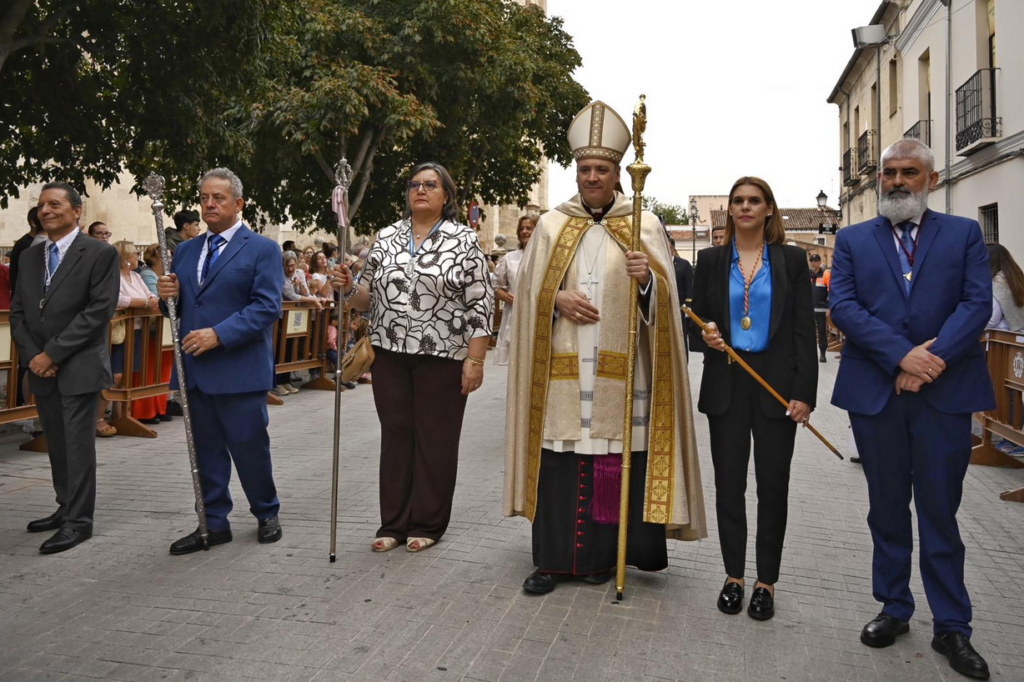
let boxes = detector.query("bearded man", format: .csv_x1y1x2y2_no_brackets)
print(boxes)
830,139,993,680
504,101,706,595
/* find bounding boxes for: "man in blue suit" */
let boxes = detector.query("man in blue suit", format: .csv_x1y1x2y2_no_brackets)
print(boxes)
158,168,285,555
830,140,993,680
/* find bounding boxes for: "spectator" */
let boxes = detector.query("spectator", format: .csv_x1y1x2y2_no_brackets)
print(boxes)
987,243,1024,332
307,251,333,298
166,210,201,255
493,215,535,365
133,244,173,424
322,242,338,267
711,225,726,247
10,206,43,299
139,244,162,295
809,253,831,362
282,240,296,254
87,222,112,243
274,251,321,396
302,245,316,265
326,311,339,369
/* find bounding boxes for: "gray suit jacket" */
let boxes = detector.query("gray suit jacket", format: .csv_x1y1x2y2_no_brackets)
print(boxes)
10,231,120,396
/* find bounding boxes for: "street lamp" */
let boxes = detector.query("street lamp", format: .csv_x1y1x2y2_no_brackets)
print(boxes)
816,190,828,210
689,197,701,262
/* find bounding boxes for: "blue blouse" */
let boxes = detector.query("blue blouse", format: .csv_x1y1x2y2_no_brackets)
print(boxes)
729,242,771,352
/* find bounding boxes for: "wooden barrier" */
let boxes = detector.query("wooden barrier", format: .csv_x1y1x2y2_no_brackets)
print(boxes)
267,300,336,404
972,330,1024,502
0,299,336,446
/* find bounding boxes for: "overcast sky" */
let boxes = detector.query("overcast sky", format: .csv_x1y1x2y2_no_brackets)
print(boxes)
545,0,885,214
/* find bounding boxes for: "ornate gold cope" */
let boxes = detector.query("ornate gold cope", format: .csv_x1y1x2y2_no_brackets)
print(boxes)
615,96,653,601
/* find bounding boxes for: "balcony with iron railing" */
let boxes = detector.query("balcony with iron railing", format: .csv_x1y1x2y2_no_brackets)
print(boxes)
956,68,1001,155
843,148,856,187
857,130,877,175
904,120,932,147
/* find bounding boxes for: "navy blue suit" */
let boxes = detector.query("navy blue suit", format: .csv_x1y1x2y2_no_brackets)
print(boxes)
830,210,994,636
165,224,284,531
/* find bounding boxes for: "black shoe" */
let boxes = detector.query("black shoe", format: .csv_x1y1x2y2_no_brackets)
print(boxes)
140,417,161,425
717,580,744,615
159,413,173,422
39,527,92,554
166,401,184,416
27,509,63,533
522,570,570,595
169,527,232,555
257,516,282,544
860,612,910,648
580,570,613,585
820,351,827,363
932,632,990,680
342,381,358,390
850,457,863,464
747,586,774,620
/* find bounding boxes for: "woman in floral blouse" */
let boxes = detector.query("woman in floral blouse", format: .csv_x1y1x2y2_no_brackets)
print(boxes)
337,162,493,554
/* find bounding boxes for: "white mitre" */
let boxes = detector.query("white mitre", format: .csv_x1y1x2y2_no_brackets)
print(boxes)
567,100,631,163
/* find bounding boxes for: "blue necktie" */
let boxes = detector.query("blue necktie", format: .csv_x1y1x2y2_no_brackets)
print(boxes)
897,221,916,294
201,234,226,284
46,243,60,290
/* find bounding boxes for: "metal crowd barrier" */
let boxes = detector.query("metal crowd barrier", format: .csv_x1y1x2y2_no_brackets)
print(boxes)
971,330,1024,502
0,299,337,450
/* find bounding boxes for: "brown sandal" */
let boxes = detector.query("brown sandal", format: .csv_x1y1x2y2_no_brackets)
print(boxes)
96,420,117,438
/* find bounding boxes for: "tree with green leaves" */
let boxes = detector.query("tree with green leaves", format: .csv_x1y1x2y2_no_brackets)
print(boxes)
244,0,589,234
0,0,278,208
642,196,687,226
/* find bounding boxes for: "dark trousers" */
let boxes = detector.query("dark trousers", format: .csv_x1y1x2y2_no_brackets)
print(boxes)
35,390,100,531
370,346,467,542
849,393,973,636
533,449,667,574
188,388,280,531
814,312,828,353
708,364,797,585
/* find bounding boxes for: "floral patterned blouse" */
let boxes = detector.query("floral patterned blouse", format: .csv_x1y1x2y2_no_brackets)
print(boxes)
358,219,494,360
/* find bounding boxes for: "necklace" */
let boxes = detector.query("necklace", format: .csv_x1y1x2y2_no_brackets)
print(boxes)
406,218,444,279
737,244,765,331
580,223,608,300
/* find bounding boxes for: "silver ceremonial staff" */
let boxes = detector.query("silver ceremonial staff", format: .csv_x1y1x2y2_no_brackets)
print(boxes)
329,158,353,563
616,95,651,601
142,173,210,550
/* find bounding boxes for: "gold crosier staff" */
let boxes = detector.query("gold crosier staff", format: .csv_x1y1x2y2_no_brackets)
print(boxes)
329,158,353,563
615,95,651,600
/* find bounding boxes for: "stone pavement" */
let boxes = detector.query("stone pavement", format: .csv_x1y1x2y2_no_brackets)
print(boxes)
1,355,1023,682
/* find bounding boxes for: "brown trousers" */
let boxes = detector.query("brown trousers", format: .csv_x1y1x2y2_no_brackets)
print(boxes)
370,346,468,542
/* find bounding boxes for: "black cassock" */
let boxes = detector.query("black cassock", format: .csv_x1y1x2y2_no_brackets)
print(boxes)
532,448,667,575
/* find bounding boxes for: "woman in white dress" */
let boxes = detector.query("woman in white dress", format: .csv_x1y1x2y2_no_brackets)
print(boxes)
493,216,536,365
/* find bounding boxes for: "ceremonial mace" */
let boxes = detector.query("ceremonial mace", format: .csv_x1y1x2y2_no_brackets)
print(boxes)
682,306,844,460
143,173,210,549
328,158,352,563
616,95,651,601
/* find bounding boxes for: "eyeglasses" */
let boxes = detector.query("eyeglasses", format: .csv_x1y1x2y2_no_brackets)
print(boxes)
408,180,440,193
94,231,112,238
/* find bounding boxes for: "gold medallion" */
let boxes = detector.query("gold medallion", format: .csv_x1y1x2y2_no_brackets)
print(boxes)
741,316,752,331
904,271,912,282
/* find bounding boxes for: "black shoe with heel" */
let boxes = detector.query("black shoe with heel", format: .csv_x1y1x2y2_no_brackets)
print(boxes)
717,580,744,615
747,586,775,620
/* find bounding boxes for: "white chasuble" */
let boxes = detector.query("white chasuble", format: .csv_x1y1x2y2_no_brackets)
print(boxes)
542,223,655,455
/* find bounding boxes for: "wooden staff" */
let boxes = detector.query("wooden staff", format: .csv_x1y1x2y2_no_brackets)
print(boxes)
683,306,844,460
616,95,652,601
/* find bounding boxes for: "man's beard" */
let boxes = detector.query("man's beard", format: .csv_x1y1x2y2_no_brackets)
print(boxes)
878,186,930,224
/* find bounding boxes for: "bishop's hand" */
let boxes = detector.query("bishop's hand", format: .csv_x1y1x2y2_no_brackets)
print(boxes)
624,251,650,286
555,290,600,325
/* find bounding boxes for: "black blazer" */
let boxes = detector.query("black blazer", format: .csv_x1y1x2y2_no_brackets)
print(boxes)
690,243,818,418
10,231,119,397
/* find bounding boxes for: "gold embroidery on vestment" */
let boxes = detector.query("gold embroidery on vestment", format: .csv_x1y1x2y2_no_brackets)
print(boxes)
596,351,628,380
550,353,579,381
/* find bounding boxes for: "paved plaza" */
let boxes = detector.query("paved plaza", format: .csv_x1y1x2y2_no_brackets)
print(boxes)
1,356,1023,682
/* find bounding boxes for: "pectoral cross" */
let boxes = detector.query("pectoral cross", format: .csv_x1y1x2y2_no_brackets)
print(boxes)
583,272,600,301
581,346,600,377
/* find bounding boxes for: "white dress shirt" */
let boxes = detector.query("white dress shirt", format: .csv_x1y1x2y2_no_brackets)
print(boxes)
890,212,924,252
196,220,242,285
44,228,83,287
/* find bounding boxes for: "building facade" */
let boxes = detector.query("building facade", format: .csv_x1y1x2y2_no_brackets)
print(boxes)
829,0,1022,255
828,1,905,228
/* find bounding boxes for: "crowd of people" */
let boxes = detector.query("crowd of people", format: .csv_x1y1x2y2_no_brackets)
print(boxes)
4,96,1012,681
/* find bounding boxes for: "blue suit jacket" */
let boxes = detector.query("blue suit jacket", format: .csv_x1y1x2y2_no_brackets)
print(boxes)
165,224,284,394
830,210,994,416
